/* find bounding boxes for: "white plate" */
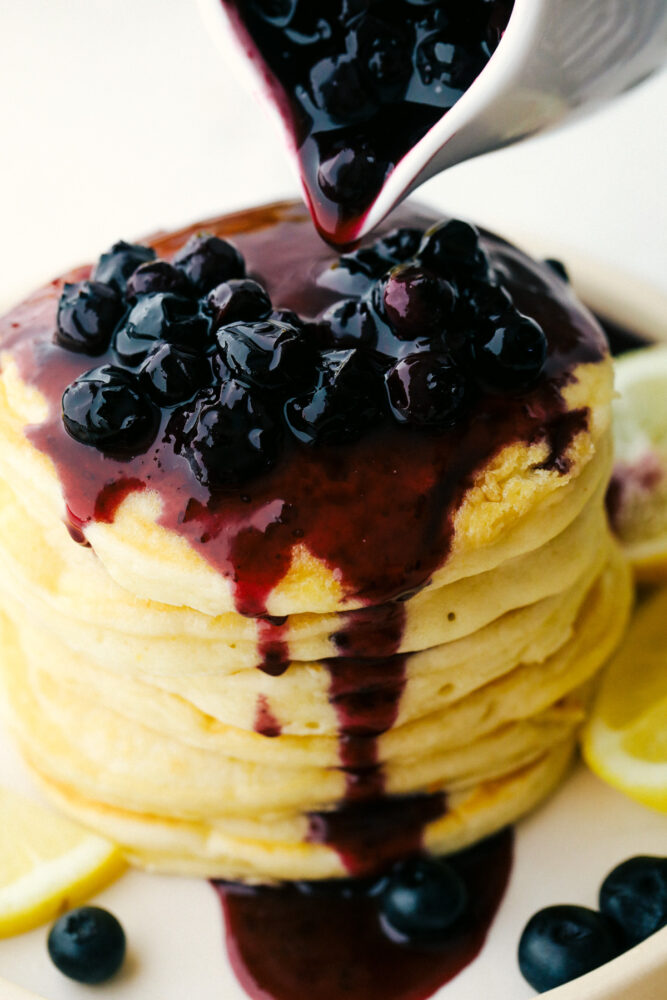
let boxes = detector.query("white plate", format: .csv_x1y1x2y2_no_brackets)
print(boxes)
0,248,666,1000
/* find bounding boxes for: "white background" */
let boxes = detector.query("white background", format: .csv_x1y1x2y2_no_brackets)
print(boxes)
0,3,665,1000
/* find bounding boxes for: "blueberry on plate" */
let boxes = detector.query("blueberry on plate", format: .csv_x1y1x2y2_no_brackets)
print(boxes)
181,380,281,488
383,265,457,341
140,343,210,406
471,313,547,392
418,220,489,278
125,259,191,300
173,233,245,294
56,280,124,355
374,227,423,266
48,906,125,985
62,365,158,453
385,352,466,427
544,258,570,283
518,904,623,993
93,240,156,293
217,319,311,391
379,856,468,947
285,348,382,445
206,279,272,329
599,856,667,947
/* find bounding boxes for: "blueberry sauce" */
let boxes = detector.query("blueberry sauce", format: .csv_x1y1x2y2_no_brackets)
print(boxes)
222,2,515,244
253,693,282,737
213,828,513,1000
0,202,607,624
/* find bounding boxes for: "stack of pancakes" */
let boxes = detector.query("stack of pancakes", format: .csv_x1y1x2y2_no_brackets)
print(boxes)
0,205,632,881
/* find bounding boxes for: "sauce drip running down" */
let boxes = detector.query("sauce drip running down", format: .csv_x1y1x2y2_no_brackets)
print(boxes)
213,829,513,1000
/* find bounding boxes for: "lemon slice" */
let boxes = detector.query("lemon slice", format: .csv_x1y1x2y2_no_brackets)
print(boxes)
610,345,667,581
0,785,125,937
582,586,667,812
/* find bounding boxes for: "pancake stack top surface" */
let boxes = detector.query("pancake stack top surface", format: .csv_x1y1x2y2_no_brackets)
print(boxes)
0,201,631,880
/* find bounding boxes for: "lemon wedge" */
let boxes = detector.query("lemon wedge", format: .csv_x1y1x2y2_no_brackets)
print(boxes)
610,345,667,581
582,586,667,812
0,785,125,937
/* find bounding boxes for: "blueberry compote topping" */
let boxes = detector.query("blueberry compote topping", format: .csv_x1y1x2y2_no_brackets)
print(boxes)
213,829,513,1000
0,201,606,621
223,1,515,242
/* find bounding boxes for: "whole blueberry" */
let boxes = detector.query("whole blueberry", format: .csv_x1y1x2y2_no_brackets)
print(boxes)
385,352,466,427
140,343,209,405
310,55,376,124
317,139,388,207
463,279,513,322
544,258,570,283
383,265,457,340
321,247,389,297
181,380,281,488
374,227,423,265
599,856,667,947
285,348,382,445
320,298,378,348
93,241,156,293
125,260,191,300
518,905,622,993
56,281,123,355
250,0,298,26
379,856,468,946
48,906,125,985
173,233,245,294
419,220,489,278
350,15,413,102
114,293,210,364
471,313,547,392
206,279,272,329
217,319,311,390
62,365,157,453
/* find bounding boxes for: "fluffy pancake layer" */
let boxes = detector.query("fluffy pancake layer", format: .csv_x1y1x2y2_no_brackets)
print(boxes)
0,203,632,880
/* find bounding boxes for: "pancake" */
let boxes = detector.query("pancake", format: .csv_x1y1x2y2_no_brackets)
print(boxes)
0,200,632,880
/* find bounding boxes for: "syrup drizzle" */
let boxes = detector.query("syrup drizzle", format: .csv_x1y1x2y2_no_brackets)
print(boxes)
0,203,607,628
213,828,514,1000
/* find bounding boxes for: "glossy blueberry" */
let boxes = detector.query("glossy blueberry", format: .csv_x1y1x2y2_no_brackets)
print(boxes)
471,313,547,392
350,15,413,102
140,343,209,406
217,319,311,391
250,0,298,26
599,856,667,947
415,35,486,102
285,348,382,445
310,55,376,124
320,298,378,348
114,293,210,364
56,281,123,355
271,308,304,330
383,265,457,340
518,905,622,993
181,380,281,488
321,246,389,297
379,856,468,946
93,241,156,293
317,139,388,207
62,365,157,453
48,906,125,985
125,260,191,300
206,279,272,329
173,233,245,294
419,220,489,278
385,352,466,427
544,258,570,283
463,279,513,321
374,227,423,265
